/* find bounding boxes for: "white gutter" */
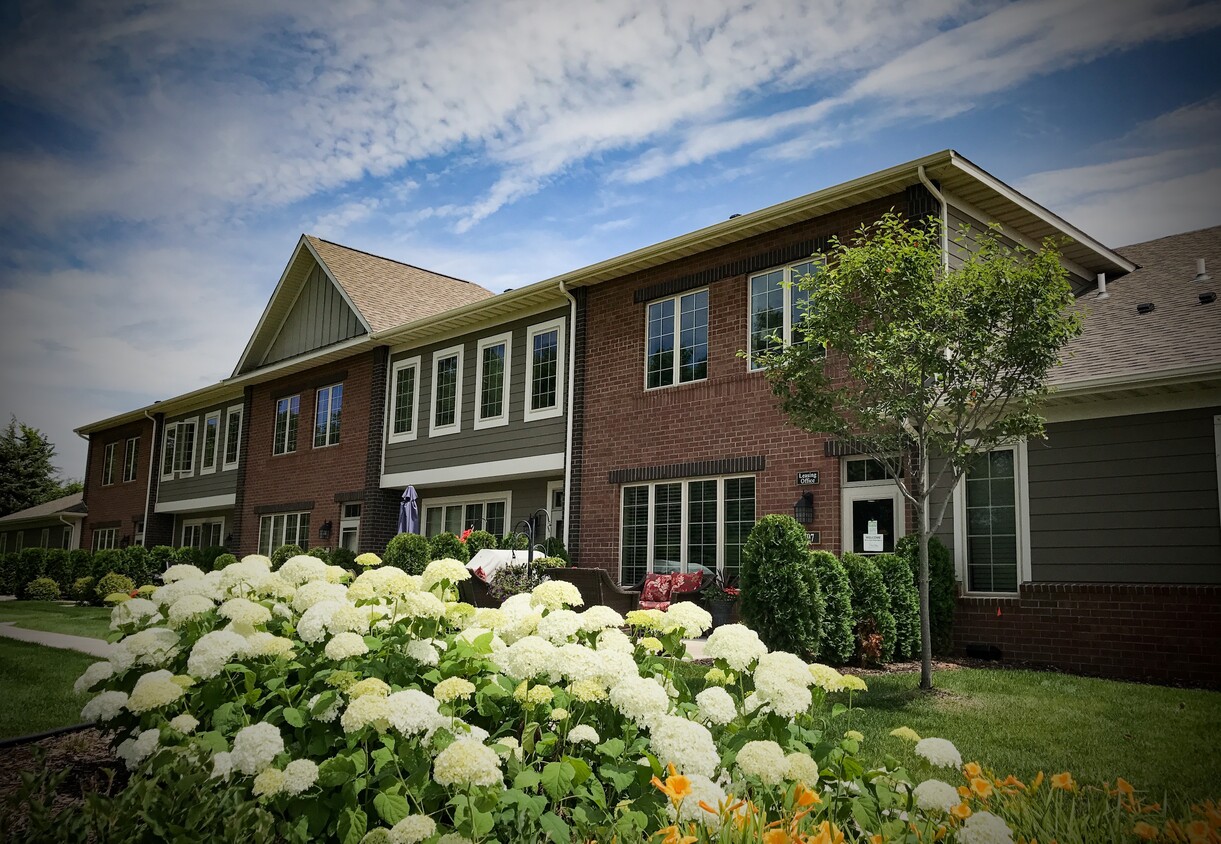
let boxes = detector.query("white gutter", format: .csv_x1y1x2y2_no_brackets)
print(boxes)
917,165,948,271
142,410,157,547
57,514,81,551
559,280,578,551
1048,361,1221,397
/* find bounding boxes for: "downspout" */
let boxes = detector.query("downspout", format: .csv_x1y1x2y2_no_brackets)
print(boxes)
74,429,89,549
142,411,158,547
559,280,577,551
57,515,78,551
917,165,949,273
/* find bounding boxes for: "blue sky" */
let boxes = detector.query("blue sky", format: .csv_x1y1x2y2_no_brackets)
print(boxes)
1,0,1219,476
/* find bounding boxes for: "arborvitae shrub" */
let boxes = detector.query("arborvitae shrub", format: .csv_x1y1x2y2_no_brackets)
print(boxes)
896,535,957,655
91,549,125,581
68,549,92,584
840,552,897,664
18,548,48,587
271,545,303,568
0,551,23,594
306,547,331,563
383,533,431,575
543,537,570,563
739,515,824,657
71,576,97,604
123,545,155,586
25,577,60,601
464,530,498,557
212,554,238,572
809,551,855,665
330,547,357,571
428,532,470,564
874,552,920,661
96,572,135,602
43,549,71,590
199,546,229,572
169,546,200,568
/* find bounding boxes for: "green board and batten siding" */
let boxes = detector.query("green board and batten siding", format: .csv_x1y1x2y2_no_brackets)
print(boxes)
383,308,569,476
157,398,242,504
262,264,365,367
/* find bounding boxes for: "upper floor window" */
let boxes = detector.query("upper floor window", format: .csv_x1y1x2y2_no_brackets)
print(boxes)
200,411,220,474
102,442,116,486
475,332,511,429
431,345,463,436
122,437,139,483
273,395,300,455
748,259,820,369
161,418,197,481
223,404,243,470
525,318,564,422
314,383,343,448
646,289,708,389
388,357,421,443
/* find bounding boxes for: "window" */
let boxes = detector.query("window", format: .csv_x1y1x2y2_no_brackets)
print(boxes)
844,457,898,484
160,419,197,480
258,512,311,556
748,259,820,369
122,437,139,483
388,357,421,443
340,503,361,553
0,533,5,553
92,527,117,551
954,444,1028,594
162,424,176,480
619,476,756,586
430,345,463,436
40,527,49,548
474,332,511,429
525,318,565,422
61,526,72,549
102,442,116,486
273,395,300,455
423,492,510,538
182,518,224,549
200,411,220,474
14,531,23,551
313,383,343,448
646,289,708,389
223,404,243,470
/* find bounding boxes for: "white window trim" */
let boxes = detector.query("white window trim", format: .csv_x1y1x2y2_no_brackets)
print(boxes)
161,422,178,482
746,259,822,371
200,411,221,475
387,356,422,444
178,417,198,478
546,480,565,540
222,404,244,471
258,511,311,556
839,482,907,556
92,527,117,551
643,288,709,391
524,318,565,423
474,332,513,430
841,456,903,487
182,516,226,548
122,436,139,483
40,527,49,548
273,395,301,455
102,442,116,486
429,344,465,437
951,440,1031,597
616,474,754,583
313,383,343,449
422,490,513,535
1214,415,1221,532
340,503,361,552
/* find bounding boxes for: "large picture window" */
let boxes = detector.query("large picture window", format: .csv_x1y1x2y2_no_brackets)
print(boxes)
748,259,820,369
954,444,1028,594
92,527,118,551
619,475,755,586
431,346,463,436
423,493,509,539
314,383,343,448
258,512,311,556
475,332,511,429
524,318,564,422
646,289,708,389
273,396,300,455
388,357,420,443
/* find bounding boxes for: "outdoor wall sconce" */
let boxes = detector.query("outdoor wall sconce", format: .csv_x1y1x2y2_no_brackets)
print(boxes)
225,533,234,546
120,535,131,547
319,521,333,541
793,491,815,525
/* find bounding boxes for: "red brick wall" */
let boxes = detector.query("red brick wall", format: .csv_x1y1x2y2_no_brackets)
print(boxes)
237,351,377,556
954,583,1221,688
82,418,154,549
577,194,910,578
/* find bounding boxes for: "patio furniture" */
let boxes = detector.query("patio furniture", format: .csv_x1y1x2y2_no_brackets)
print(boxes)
634,570,706,611
458,575,497,607
548,567,640,614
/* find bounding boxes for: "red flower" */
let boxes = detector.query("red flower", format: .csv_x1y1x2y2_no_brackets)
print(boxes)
459,528,473,543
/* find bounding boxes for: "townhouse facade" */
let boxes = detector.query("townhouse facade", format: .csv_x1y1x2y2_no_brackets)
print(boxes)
69,149,1221,685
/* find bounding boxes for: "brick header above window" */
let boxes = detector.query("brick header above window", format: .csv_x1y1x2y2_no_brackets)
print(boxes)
824,439,869,457
334,490,366,503
608,456,765,485
253,501,316,515
632,239,829,304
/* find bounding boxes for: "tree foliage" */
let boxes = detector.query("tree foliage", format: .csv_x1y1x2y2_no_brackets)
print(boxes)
0,417,78,516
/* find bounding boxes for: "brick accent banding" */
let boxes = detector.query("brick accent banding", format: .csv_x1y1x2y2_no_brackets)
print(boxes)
632,238,829,304
609,456,766,485
824,439,868,457
334,491,366,503
271,369,350,397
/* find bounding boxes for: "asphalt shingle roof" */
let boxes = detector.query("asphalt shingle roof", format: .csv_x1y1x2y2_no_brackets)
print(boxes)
0,492,85,523
1051,225,1221,386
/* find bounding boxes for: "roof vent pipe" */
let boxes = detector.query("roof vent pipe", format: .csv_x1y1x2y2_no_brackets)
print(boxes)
1095,272,1108,299
1195,258,1212,283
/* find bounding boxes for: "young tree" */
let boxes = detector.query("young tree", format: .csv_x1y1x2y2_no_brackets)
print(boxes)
0,417,73,515
759,213,1081,689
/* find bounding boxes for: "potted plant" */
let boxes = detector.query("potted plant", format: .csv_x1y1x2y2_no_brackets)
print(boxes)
701,570,740,628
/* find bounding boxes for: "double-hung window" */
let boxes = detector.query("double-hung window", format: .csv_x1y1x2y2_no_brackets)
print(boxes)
423,493,509,539
619,475,755,586
200,411,220,474
387,357,421,443
748,259,820,369
430,346,463,436
314,383,343,448
160,419,197,480
222,405,243,470
474,332,511,429
102,442,116,486
92,527,117,551
273,395,300,455
258,511,311,556
524,318,564,422
646,289,708,389
182,518,224,549
954,444,1028,594
122,437,139,482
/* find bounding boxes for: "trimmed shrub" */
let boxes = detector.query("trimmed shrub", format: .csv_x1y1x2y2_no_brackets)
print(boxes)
96,572,135,602
71,575,97,604
384,533,431,575
212,553,238,571
809,551,855,665
840,552,897,664
306,547,331,563
68,549,92,582
874,552,920,661
498,532,528,551
739,515,824,657
0,551,21,595
330,547,357,571
428,531,469,563
43,549,71,590
91,549,124,581
896,534,957,655
464,530,498,557
123,545,155,586
199,546,229,572
169,546,200,568
25,577,60,601
536,556,569,569
271,544,303,568
542,536,570,563
148,545,176,573
18,547,48,582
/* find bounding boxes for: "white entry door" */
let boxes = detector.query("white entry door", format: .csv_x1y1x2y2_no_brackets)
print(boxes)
840,483,905,555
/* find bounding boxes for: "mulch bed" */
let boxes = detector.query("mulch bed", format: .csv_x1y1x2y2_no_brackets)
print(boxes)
0,728,125,834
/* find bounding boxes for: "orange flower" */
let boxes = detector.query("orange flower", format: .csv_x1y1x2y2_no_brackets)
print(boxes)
958,785,971,799
656,825,697,844
1001,775,1026,791
971,777,994,799
951,803,972,821
870,835,885,844
763,831,789,844
963,762,982,779
1133,821,1159,841
806,822,845,844
651,763,692,808
1116,778,1136,797
1187,820,1210,842
1051,772,1076,792
794,782,821,808
1032,772,1045,791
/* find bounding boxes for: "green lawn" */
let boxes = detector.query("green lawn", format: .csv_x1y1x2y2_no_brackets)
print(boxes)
0,638,96,739
0,601,112,639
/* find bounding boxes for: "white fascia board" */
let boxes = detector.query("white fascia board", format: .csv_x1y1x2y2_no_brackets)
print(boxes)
154,494,237,514
381,453,565,489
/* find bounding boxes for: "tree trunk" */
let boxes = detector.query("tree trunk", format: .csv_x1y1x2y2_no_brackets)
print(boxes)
919,518,933,690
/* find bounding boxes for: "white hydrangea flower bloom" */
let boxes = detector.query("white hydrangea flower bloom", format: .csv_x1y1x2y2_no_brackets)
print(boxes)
116,729,160,770
162,564,206,583
307,693,342,723
735,740,787,786
609,675,669,728
649,715,720,778
82,690,128,723
211,751,234,780
187,629,249,679
74,661,114,695
958,810,1016,844
595,627,635,654
297,600,343,644
753,651,815,718
398,591,447,620
252,767,286,798
277,555,331,586
536,609,583,644
243,631,296,659
111,597,161,630
281,759,319,795
579,605,625,632
695,686,737,726
436,834,474,844
421,558,471,591
127,669,186,713
292,580,348,613
324,632,369,660
168,713,199,734
110,627,181,674
914,737,963,769
434,677,476,703
433,738,503,787
703,624,767,671
386,690,446,737
167,594,215,627
529,580,583,611
808,663,847,692
218,597,272,627
326,603,373,635
389,814,436,844
493,636,558,680
567,724,600,744
348,678,391,699
405,638,441,666
341,693,391,734
325,565,351,583
669,774,726,826
219,557,274,598
231,722,284,775
783,752,820,785
913,779,959,812
664,602,712,637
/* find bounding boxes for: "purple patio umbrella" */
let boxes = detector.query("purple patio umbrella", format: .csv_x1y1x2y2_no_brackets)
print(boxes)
398,485,419,534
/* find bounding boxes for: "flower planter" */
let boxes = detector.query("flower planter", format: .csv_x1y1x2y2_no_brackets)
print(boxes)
708,599,735,629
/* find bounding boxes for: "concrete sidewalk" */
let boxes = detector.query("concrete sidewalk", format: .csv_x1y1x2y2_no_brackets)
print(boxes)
0,622,115,658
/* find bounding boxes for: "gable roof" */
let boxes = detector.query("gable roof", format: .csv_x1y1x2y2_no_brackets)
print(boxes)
0,492,86,524
1050,225,1221,390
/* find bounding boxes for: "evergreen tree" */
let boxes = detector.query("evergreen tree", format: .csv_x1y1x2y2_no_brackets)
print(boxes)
0,417,73,515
